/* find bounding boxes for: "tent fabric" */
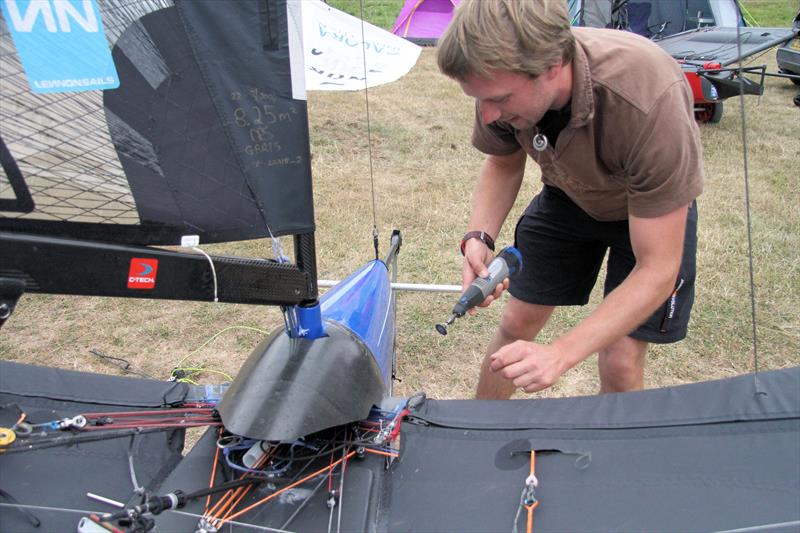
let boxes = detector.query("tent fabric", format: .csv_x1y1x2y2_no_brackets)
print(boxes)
391,0,459,44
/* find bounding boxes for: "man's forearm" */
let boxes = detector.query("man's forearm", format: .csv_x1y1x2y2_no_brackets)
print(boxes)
467,151,526,238
550,263,677,372
551,205,690,371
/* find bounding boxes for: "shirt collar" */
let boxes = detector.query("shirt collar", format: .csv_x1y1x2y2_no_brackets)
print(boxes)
568,32,594,127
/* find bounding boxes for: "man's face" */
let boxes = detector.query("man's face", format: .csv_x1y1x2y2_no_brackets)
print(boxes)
458,69,558,130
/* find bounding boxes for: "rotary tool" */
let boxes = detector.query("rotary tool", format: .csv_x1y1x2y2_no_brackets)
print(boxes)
436,246,522,335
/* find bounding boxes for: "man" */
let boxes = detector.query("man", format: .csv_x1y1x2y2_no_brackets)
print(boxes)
437,0,703,397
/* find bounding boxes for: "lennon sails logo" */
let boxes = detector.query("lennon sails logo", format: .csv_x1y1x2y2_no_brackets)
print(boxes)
128,258,158,289
1,0,120,93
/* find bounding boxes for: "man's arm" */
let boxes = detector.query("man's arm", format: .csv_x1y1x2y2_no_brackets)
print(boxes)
463,150,527,294
489,203,689,391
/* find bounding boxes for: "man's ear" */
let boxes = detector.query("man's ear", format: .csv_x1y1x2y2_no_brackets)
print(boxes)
545,62,563,81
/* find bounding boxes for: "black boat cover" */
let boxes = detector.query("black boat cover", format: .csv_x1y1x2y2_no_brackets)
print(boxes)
657,26,798,67
1,360,797,531
0,361,187,531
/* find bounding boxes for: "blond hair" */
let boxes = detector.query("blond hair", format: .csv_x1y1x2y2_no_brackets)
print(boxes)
437,0,576,80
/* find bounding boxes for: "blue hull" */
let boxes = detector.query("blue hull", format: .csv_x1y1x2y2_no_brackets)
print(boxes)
320,259,395,386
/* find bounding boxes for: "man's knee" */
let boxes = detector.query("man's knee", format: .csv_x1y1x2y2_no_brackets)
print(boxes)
598,337,648,393
497,300,554,341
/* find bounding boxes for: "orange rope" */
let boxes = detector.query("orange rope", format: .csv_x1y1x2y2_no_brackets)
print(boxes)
364,448,398,459
205,447,270,525
210,485,251,526
217,483,258,524
204,430,222,512
216,449,275,528
218,450,356,526
525,450,539,533
206,483,242,522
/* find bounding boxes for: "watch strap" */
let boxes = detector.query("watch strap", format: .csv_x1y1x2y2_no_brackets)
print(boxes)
460,231,496,255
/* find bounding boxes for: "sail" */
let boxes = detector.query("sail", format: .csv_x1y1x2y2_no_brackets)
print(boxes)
0,0,314,245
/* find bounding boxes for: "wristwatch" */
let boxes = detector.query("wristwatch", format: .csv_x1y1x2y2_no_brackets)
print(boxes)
460,231,495,255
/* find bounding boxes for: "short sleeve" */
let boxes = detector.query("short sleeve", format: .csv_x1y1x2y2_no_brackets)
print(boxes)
624,79,704,218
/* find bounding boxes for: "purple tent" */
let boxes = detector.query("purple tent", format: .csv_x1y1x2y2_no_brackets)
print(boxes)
391,0,460,45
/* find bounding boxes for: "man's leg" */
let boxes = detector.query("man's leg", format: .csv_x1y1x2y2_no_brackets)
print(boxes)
476,297,555,399
597,336,648,393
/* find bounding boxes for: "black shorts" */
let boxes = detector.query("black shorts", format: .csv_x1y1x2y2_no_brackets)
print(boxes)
509,186,697,344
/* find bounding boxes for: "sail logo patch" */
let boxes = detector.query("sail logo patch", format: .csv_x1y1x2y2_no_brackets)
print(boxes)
128,258,158,289
1,0,120,93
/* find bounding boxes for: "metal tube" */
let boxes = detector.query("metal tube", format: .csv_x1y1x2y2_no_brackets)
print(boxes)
317,280,461,293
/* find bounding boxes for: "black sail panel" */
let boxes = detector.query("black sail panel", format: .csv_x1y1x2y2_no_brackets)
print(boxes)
0,0,314,245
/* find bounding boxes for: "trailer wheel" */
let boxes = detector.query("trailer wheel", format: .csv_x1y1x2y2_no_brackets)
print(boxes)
696,102,723,124
781,70,800,86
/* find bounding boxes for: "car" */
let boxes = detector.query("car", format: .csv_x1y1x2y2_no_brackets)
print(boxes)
776,10,800,87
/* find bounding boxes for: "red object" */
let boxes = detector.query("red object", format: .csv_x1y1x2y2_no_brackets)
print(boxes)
127,258,158,289
683,71,705,103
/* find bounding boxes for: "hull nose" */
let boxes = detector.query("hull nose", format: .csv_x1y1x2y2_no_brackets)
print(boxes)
218,321,386,442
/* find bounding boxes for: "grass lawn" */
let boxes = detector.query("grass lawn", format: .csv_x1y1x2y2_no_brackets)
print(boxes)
1,0,798,401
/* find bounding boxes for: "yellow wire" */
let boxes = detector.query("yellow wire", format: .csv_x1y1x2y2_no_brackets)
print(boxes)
175,325,269,369
175,367,234,382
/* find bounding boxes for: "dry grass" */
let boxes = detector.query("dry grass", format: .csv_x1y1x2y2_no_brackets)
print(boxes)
1,47,798,402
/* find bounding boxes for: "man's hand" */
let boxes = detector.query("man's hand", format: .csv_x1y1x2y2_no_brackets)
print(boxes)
462,239,509,315
489,340,566,392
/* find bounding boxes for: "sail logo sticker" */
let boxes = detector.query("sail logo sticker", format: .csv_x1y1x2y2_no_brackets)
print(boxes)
128,258,158,289
1,0,120,93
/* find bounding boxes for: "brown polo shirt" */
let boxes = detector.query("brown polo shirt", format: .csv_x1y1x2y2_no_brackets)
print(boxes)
472,27,704,221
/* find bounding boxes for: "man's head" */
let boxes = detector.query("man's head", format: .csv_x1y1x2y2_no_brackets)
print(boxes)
437,1,576,130
437,0,575,81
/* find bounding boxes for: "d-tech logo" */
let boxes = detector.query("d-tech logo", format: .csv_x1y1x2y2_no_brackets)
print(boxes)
128,258,158,289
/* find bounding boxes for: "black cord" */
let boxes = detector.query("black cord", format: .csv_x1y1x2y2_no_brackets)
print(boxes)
0,488,41,527
1,426,175,454
183,477,261,502
89,348,157,380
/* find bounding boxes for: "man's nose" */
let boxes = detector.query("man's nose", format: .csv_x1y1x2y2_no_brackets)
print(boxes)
479,101,500,124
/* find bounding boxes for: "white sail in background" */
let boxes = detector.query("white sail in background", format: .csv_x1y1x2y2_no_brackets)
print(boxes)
300,0,421,92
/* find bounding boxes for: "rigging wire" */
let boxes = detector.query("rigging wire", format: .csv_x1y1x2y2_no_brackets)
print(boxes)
0,502,292,533
734,24,763,395
281,475,328,529
191,245,219,302
218,450,357,526
336,445,347,533
357,0,380,260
